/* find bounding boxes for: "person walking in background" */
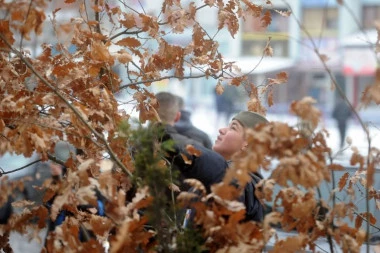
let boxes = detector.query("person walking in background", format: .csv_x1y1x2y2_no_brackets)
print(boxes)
0,195,12,225
174,95,212,149
332,98,352,149
45,142,106,249
214,85,238,127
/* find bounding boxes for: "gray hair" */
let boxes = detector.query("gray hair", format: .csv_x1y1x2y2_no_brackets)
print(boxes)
175,95,185,110
156,92,180,123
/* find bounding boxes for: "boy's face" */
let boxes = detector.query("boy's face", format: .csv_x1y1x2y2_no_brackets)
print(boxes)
212,120,247,160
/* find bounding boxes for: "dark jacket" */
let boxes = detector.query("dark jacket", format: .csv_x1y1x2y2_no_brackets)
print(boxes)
332,100,352,123
0,196,12,224
175,110,212,149
165,125,263,222
165,125,226,192
239,172,263,222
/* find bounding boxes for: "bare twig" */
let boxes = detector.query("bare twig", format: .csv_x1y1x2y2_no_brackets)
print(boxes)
19,0,34,49
119,74,207,90
0,159,41,176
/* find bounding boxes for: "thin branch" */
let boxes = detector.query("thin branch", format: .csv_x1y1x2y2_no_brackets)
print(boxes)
334,195,380,232
117,0,141,15
366,138,372,253
0,159,41,176
94,0,101,35
137,0,146,15
19,0,34,49
109,29,144,41
315,243,330,253
119,74,207,90
0,33,132,178
282,1,377,251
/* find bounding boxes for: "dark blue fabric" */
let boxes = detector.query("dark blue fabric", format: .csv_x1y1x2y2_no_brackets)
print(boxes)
166,126,263,222
0,196,12,224
173,144,228,193
175,111,213,149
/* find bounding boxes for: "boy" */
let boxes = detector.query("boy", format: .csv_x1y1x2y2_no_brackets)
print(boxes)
163,105,268,222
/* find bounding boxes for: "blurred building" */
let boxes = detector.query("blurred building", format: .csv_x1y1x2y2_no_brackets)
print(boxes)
240,0,379,116
18,0,379,118
149,0,379,119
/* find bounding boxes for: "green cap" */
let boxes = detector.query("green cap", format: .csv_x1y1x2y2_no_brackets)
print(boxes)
232,111,268,129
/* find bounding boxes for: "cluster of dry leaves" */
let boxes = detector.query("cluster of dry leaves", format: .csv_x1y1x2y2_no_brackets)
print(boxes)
0,0,379,252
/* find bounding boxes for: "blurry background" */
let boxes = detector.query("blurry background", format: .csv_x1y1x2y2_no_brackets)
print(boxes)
1,1,380,251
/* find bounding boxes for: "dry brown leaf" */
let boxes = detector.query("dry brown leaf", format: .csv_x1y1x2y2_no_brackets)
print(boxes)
328,164,345,171
268,71,288,85
319,54,330,62
117,49,133,64
116,37,141,48
263,37,273,57
338,172,349,191
261,10,272,28
11,199,35,208
186,144,202,157
181,153,192,165
183,178,206,196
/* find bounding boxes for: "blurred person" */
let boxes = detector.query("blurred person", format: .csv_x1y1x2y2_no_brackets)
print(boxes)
0,195,12,225
214,85,238,127
174,95,212,149
332,98,352,149
44,142,105,248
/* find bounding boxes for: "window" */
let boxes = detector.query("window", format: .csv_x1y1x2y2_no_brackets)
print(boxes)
241,8,289,57
242,9,289,33
302,8,338,37
242,40,288,57
362,6,380,29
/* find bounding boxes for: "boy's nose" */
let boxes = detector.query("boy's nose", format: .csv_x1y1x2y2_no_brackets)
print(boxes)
219,127,227,134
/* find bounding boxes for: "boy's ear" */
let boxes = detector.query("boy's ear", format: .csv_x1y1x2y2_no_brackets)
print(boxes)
240,141,248,151
174,111,181,123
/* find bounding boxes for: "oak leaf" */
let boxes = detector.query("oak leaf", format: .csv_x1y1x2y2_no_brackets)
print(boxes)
268,71,288,85
183,178,206,196
215,83,224,95
261,10,272,28
181,153,192,165
116,37,141,48
0,21,15,48
338,172,349,191
186,144,202,157
116,49,132,64
328,164,344,171
120,13,136,29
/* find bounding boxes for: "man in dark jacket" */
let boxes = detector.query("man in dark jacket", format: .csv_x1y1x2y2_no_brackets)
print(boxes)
0,196,12,224
174,96,212,149
156,92,226,192
156,92,268,222
332,98,352,148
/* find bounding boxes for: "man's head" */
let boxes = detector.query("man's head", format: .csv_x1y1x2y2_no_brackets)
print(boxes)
155,92,181,125
176,95,185,111
212,111,268,160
